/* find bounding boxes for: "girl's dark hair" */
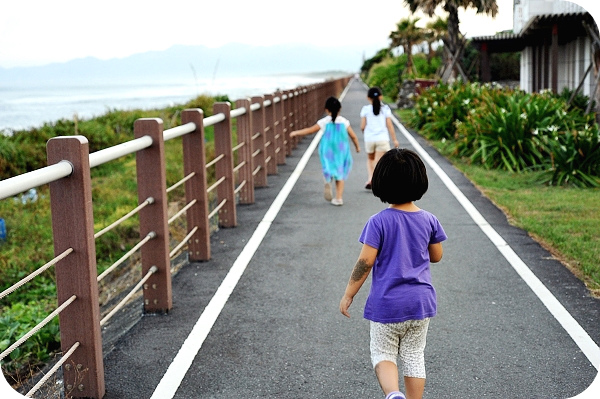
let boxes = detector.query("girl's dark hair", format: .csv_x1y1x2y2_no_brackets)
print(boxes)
325,97,341,123
371,148,428,204
367,87,382,115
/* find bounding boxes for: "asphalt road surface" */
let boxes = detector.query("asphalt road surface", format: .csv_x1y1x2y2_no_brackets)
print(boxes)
100,79,600,399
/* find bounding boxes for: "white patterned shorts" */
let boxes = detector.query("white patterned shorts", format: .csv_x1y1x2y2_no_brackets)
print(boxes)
370,318,430,379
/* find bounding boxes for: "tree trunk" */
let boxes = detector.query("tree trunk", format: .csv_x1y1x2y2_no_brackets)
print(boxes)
427,41,433,65
444,2,461,80
406,42,415,76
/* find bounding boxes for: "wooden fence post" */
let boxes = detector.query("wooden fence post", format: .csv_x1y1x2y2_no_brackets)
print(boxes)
181,109,211,261
273,91,286,165
213,102,237,228
263,94,277,175
234,99,255,204
300,88,308,128
298,87,307,130
284,90,294,156
289,89,298,151
47,136,105,399
250,96,268,188
134,118,172,313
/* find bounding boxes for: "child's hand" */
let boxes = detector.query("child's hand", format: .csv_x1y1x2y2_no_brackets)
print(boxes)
339,295,353,318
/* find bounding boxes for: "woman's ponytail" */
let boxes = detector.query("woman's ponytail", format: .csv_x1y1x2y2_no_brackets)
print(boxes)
325,96,341,123
367,87,382,115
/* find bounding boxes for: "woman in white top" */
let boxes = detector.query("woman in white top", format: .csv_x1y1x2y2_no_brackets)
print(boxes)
360,87,399,189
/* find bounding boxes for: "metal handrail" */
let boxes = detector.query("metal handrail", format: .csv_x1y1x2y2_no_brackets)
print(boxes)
163,122,196,141
203,113,226,127
89,135,153,168
0,161,73,200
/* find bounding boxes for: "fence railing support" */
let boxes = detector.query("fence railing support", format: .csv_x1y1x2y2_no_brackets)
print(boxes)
273,91,286,165
135,118,173,313
182,109,211,261
213,102,237,228
47,136,105,399
263,94,277,175
251,96,268,188
285,89,295,155
234,99,255,205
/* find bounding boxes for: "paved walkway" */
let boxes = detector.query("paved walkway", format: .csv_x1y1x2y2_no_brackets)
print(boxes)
101,79,600,398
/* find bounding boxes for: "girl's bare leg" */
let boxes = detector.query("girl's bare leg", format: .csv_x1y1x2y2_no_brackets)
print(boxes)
404,376,425,399
374,150,386,168
335,180,344,200
374,361,400,395
366,152,375,184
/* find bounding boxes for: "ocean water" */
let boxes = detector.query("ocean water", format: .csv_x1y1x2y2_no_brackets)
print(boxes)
0,74,332,133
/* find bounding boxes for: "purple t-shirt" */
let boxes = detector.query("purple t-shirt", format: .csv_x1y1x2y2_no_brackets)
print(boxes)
359,208,447,323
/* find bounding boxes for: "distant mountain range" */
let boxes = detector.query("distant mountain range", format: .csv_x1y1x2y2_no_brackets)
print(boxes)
0,43,367,85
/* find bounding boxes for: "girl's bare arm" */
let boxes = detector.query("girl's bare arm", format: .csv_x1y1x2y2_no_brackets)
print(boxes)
386,117,399,147
340,244,377,318
347,126,361,152
289,123,320,138
428,242,443,263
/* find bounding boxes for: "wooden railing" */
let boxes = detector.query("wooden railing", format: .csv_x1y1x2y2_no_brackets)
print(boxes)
0,75,351,398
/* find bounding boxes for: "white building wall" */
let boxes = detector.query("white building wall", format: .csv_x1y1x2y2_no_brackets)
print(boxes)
556,36,594,96
520,47,533,92
515,0,593,95
514,0,587,33
582,36,594,97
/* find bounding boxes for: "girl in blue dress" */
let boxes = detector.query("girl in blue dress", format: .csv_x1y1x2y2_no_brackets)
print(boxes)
290,97,360,206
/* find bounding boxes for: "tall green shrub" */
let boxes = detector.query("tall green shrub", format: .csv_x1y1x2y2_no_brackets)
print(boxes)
410,83,600,187
537,121,600,187
455,88,563,171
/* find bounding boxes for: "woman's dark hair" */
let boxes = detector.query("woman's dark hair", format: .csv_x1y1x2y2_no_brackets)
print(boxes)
325,96,341,123
371,148,428,204
367,87,382,115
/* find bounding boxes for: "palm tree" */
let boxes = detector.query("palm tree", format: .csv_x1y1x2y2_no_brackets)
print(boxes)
404,0,498,79
389,17,423,76
424,16,448,64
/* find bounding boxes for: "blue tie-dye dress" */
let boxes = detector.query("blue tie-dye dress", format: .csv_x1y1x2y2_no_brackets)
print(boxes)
317,115,353,182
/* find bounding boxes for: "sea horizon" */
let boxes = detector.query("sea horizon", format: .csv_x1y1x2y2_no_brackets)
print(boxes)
0,71,350,134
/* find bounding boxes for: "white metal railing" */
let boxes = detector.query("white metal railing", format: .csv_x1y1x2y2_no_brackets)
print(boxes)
0,161,73,200
89,135,154,168
0,94,291,201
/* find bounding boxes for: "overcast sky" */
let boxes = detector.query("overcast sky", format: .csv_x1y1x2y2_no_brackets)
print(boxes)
0,0,598,69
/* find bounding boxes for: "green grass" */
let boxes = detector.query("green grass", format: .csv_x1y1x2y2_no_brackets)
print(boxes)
397,109,600,296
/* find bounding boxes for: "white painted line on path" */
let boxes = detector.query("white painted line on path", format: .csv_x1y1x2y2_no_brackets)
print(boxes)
150,83,352,399
391,117,600,374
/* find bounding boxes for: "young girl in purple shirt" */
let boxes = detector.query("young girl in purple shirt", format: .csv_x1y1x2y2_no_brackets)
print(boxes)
340,148,447,399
